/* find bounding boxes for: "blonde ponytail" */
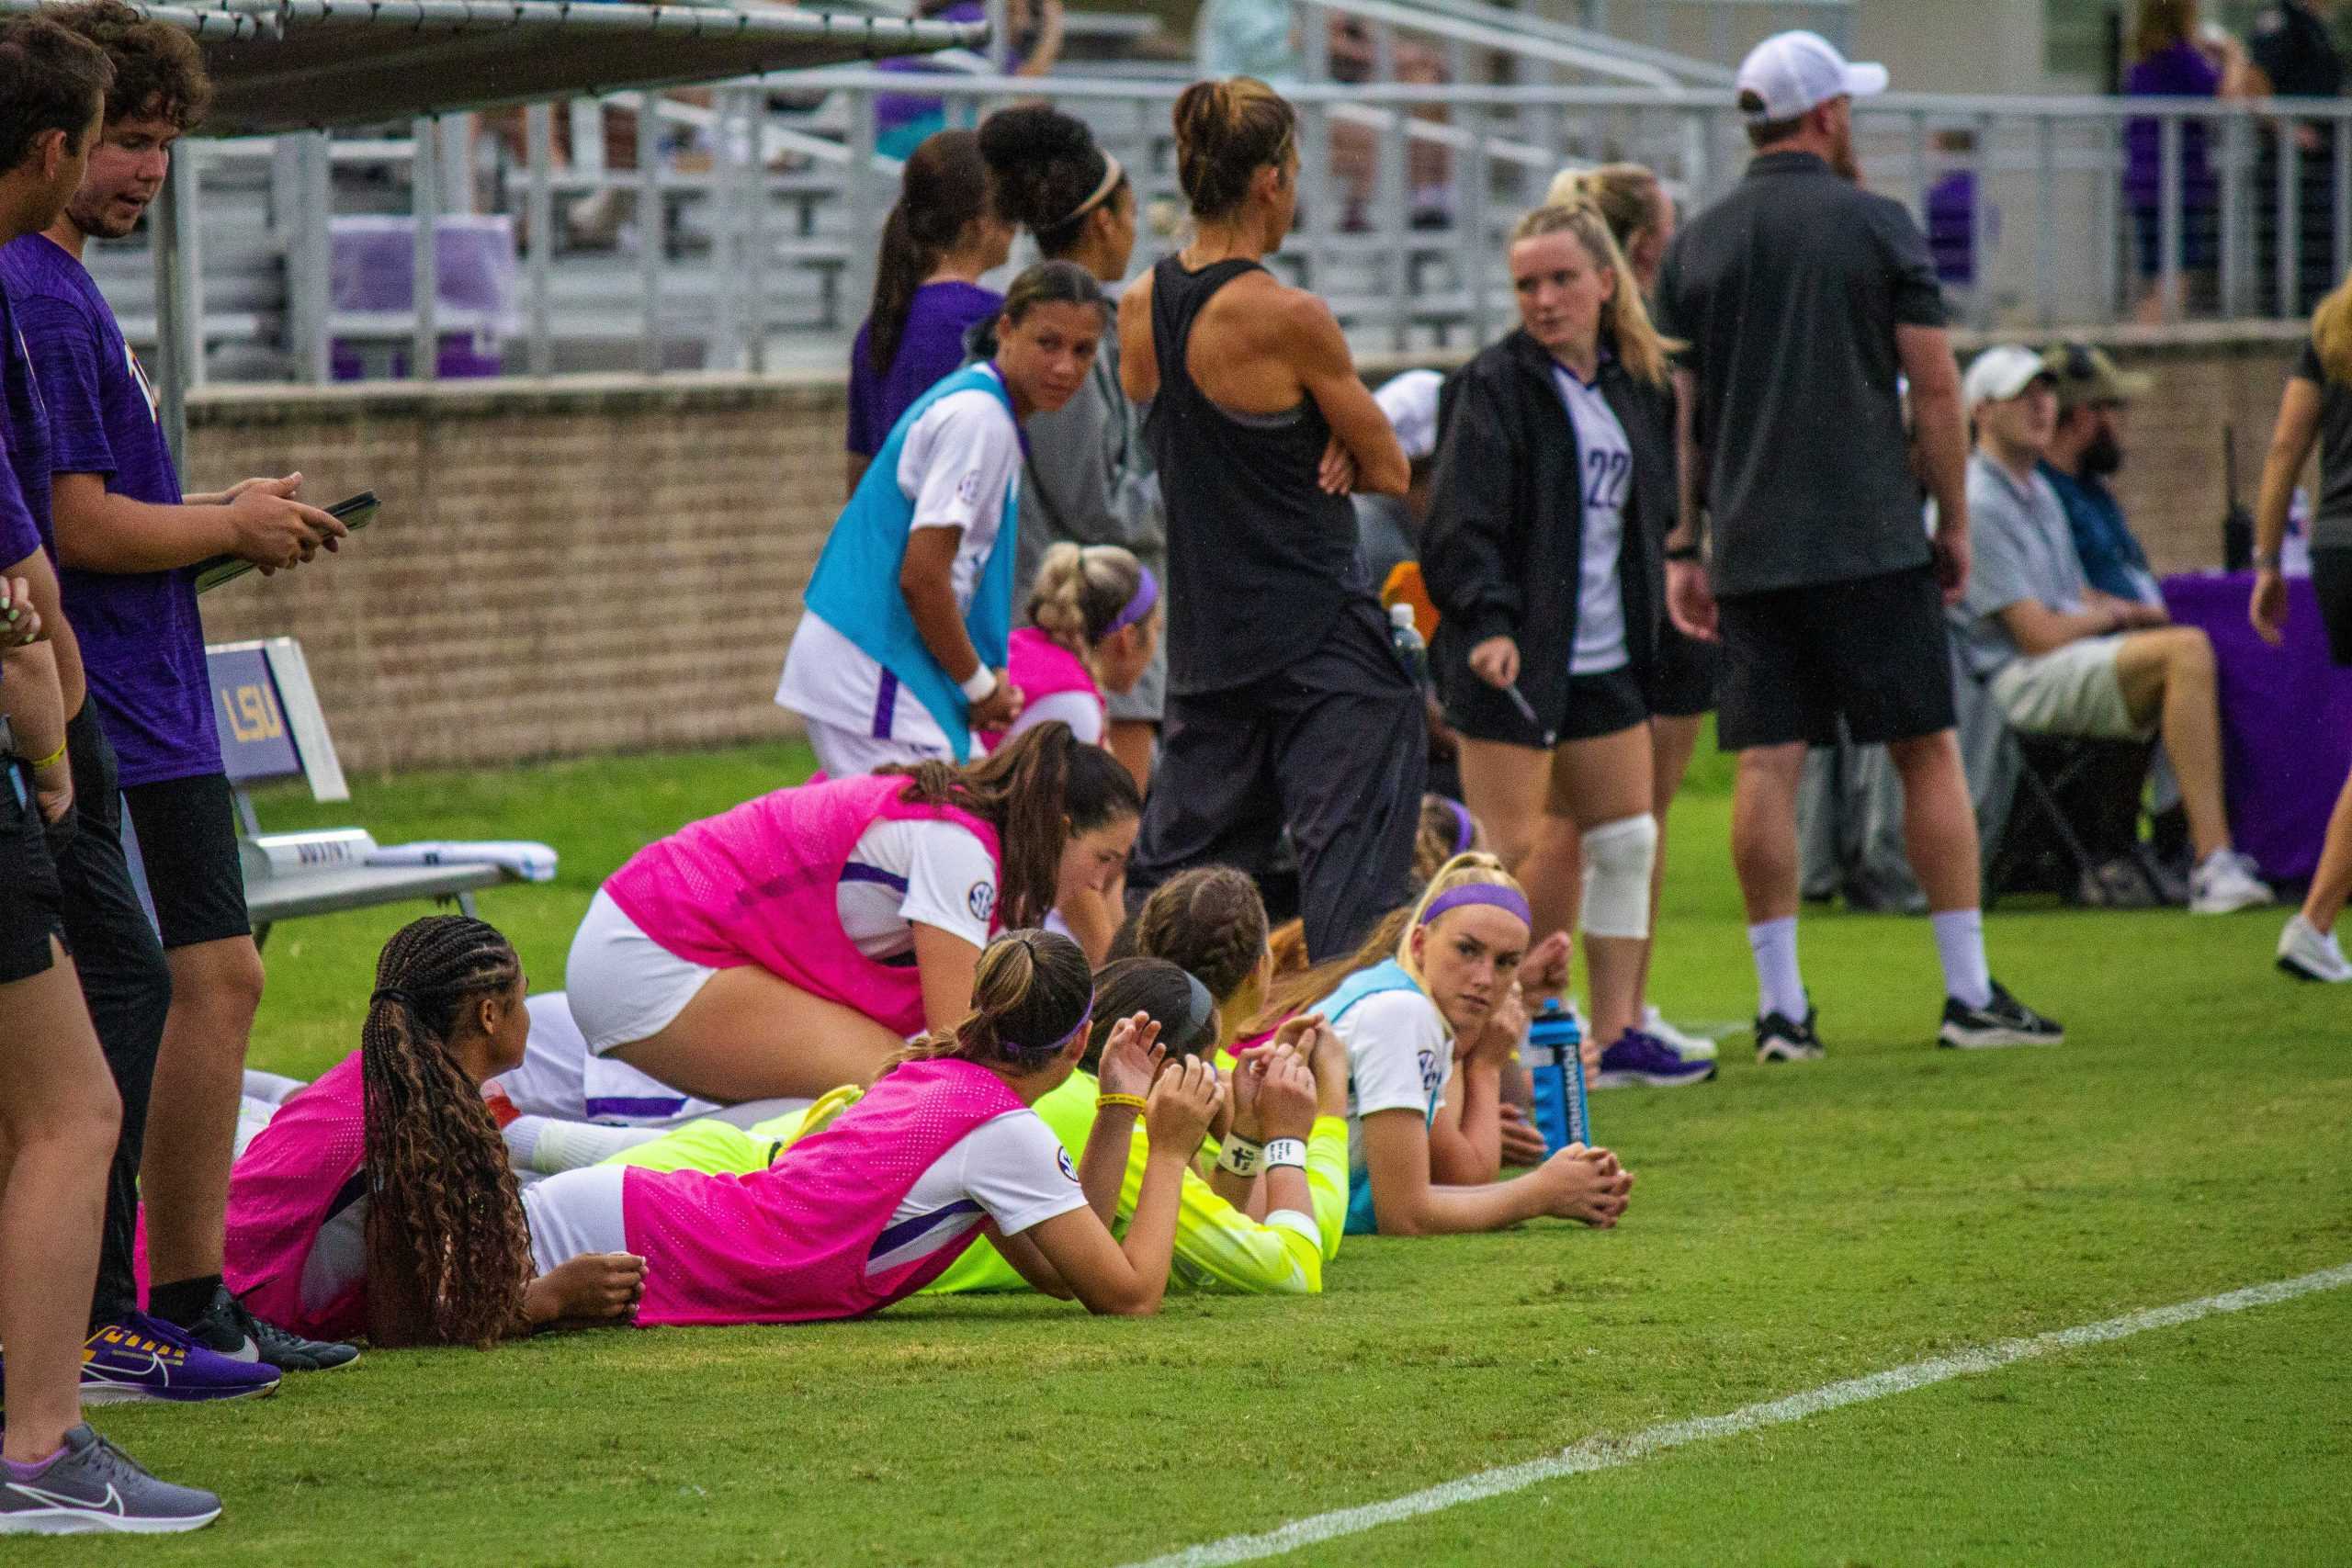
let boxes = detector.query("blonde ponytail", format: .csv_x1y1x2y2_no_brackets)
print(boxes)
1509,202,1680,388
2315,272,2352,383
1546,164,1665,258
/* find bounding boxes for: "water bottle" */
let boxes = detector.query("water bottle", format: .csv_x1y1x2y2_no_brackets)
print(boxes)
1524,999,1590,1156
1388,602,1429,689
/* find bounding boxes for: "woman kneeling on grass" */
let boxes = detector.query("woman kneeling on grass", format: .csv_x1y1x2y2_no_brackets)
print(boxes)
222,916,646,1348
525,930,1223,1323
568,722,1139,1103
1251,854,1634,1236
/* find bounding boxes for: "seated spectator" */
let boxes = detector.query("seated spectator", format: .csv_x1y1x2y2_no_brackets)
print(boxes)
1357,369,1441,597
1952,345,2274,915
2039,343,2164,608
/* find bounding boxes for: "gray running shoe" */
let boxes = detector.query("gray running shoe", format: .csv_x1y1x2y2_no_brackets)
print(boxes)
0,1425,220,1535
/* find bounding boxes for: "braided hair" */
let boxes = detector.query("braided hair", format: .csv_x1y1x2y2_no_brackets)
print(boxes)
894,930,1095,1076
1131,866,1269,1007
361,915,535,1349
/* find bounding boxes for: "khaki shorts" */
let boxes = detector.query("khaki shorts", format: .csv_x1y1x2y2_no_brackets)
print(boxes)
1990,635,2148,739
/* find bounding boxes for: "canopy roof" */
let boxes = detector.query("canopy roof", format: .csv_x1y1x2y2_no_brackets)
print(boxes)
5,0,985,135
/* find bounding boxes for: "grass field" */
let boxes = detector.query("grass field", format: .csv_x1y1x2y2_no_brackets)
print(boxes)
45,742,2352,1565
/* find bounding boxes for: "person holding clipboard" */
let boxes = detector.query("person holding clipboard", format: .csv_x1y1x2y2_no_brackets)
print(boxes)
0,0,356,1385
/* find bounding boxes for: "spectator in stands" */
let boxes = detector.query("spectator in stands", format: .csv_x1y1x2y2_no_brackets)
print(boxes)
1953,344,2274,916
2121,0,2251,323
783,262,1109,775
843,130,1013,498
4,0,356,1379
1117,78,1419,963
0,15,220,1533
1656,31,2064,1058
976,106,1164,793
2250,270,2352,979
875,0,1065,161
1423,202,1710,1091
1549,161,1718,1061
2040,343,2165,608
2245,0,2345,315
1924,129,2000,291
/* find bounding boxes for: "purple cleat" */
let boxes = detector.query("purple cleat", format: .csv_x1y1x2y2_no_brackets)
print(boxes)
75,1314,280,1404
1593,1029,1719,1089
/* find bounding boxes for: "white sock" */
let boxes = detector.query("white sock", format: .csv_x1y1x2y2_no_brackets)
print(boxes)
1931,908,1993,1010
1746,917,1806,1021
503,1115,666,1175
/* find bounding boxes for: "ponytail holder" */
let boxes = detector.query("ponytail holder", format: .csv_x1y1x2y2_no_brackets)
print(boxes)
370,986,419,1011
1418,884,1532,929
1102,564,1160,638
1444,797,1474,856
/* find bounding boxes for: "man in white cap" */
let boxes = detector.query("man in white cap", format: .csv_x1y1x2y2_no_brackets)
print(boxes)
1954,345,2273,917
1654,32,2064,1057
1357,367,1442,591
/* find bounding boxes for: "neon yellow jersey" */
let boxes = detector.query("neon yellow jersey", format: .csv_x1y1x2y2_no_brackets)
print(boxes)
601,1086,862,1176
925,1070,1348,1295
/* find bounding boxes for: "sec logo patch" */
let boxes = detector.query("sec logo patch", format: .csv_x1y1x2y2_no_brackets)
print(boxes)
967,881,997,922
1057,1146,1079,1183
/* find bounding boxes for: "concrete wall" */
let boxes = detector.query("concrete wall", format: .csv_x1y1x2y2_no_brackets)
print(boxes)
188,327,2303,774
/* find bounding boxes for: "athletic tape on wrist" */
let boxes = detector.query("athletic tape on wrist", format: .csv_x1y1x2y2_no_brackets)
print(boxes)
1216,1135,1265,1177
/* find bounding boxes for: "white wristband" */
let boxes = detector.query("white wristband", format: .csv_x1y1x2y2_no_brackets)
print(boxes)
1216,1135,1264,1177
958,665,998,702
1262,1137,1307,1171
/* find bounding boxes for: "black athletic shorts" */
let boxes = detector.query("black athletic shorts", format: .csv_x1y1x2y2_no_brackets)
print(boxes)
1715,564,1957,751
123,772,251,950
1,762,65,984
2314,545,2352,668
1557,665,1650,743
1649,618,1721,720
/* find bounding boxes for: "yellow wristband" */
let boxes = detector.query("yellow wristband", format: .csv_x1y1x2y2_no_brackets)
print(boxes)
27,740,65,772
1095,1092,1147,1114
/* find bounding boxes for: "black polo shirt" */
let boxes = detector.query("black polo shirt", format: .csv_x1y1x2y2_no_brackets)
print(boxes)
1655,150,1943,597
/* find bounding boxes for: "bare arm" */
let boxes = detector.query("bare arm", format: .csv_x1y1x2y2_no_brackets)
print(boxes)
0,637,72,822
1286,294,1409,496
910,921,984,1035
1668,367,1703,555
10,549,83,716
1074,1101,1140,1226
1117,279,1159,405
1996,597,2127,659
1898,324,1971,596
2256,378,2323,561
899,525,984,685
52,472,344,575
1427,1061,1503,1186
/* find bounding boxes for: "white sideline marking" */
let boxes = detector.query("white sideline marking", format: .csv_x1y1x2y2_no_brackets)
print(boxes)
1124,1260,2352,1568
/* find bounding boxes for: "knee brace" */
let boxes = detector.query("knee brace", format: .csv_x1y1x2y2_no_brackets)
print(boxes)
1578,813,1659,941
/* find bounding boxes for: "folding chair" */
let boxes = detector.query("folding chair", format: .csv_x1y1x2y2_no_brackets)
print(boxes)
1988,730,2168,907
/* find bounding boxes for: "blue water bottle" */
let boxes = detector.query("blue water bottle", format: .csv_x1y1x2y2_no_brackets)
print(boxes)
1524,999,1590,1155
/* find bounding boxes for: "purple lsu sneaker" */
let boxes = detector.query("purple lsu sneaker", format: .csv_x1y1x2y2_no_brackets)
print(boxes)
1593,1029,1719,1089
76,1314,281,1404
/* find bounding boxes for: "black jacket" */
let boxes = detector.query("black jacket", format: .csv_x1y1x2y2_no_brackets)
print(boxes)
1422,328,1677,746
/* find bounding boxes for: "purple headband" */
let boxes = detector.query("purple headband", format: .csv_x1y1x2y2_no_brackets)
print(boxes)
1009,977,1096,1058
1419,884,1532,929
1444,798,1475,856
1102,565,1160,638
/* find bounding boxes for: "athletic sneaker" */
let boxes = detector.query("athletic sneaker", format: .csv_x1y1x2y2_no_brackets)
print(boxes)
177,1284,358,1373
76,1314,280,1404
1641,1005,1719,1061
2189,849,2276,915
1754,1008,1824,1064
1593,1030,1717,1089
0,1426,220,1536
1938,980,2064,1049
2278,913,2352,982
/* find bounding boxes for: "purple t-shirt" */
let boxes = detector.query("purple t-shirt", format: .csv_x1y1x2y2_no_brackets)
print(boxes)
2122,42,2223,206
0,284,48,570
846,280,1002,457
1,234,219,786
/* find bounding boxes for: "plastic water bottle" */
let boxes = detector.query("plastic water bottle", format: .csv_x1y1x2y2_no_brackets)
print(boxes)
1524,999,1590,1156
1388,602,1429,689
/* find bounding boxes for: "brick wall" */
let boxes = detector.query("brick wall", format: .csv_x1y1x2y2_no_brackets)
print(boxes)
189,329,2308,774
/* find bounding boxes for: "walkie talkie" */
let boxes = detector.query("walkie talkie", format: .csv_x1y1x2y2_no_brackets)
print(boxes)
2222,425,2255,572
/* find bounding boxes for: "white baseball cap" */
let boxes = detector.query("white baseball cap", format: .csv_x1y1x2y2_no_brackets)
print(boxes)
1962,344,2056,412
1374,369,1445,463
1735,30,1889,124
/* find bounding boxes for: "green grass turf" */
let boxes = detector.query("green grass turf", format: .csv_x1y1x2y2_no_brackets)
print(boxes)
50,741,2348,1565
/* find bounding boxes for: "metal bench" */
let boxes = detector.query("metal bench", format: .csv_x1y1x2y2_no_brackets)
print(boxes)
196,637,537,944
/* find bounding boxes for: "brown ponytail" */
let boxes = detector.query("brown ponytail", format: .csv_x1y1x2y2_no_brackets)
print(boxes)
880,721,1141,931
866,130,994,376
1132,865,1270,1007
1173,76,1297,220
359,915,534,1349
893,929,1096,1074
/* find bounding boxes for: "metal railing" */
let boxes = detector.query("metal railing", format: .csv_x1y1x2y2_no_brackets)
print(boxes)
1573,0,1855,68
116,78,2352,393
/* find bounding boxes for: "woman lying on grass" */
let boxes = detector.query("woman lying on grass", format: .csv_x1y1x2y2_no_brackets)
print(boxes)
1250,853,1634,1237
220,916,647,1349
524,929,1222,1324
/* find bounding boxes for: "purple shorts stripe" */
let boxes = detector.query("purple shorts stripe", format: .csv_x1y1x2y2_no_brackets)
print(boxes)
873,671,899,739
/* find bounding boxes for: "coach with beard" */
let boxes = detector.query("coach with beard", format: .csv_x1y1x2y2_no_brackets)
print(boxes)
1652,30,2062,1059
2038,343,2169,614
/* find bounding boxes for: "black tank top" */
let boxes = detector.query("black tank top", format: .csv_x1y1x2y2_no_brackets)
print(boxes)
1145,255,1373,694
